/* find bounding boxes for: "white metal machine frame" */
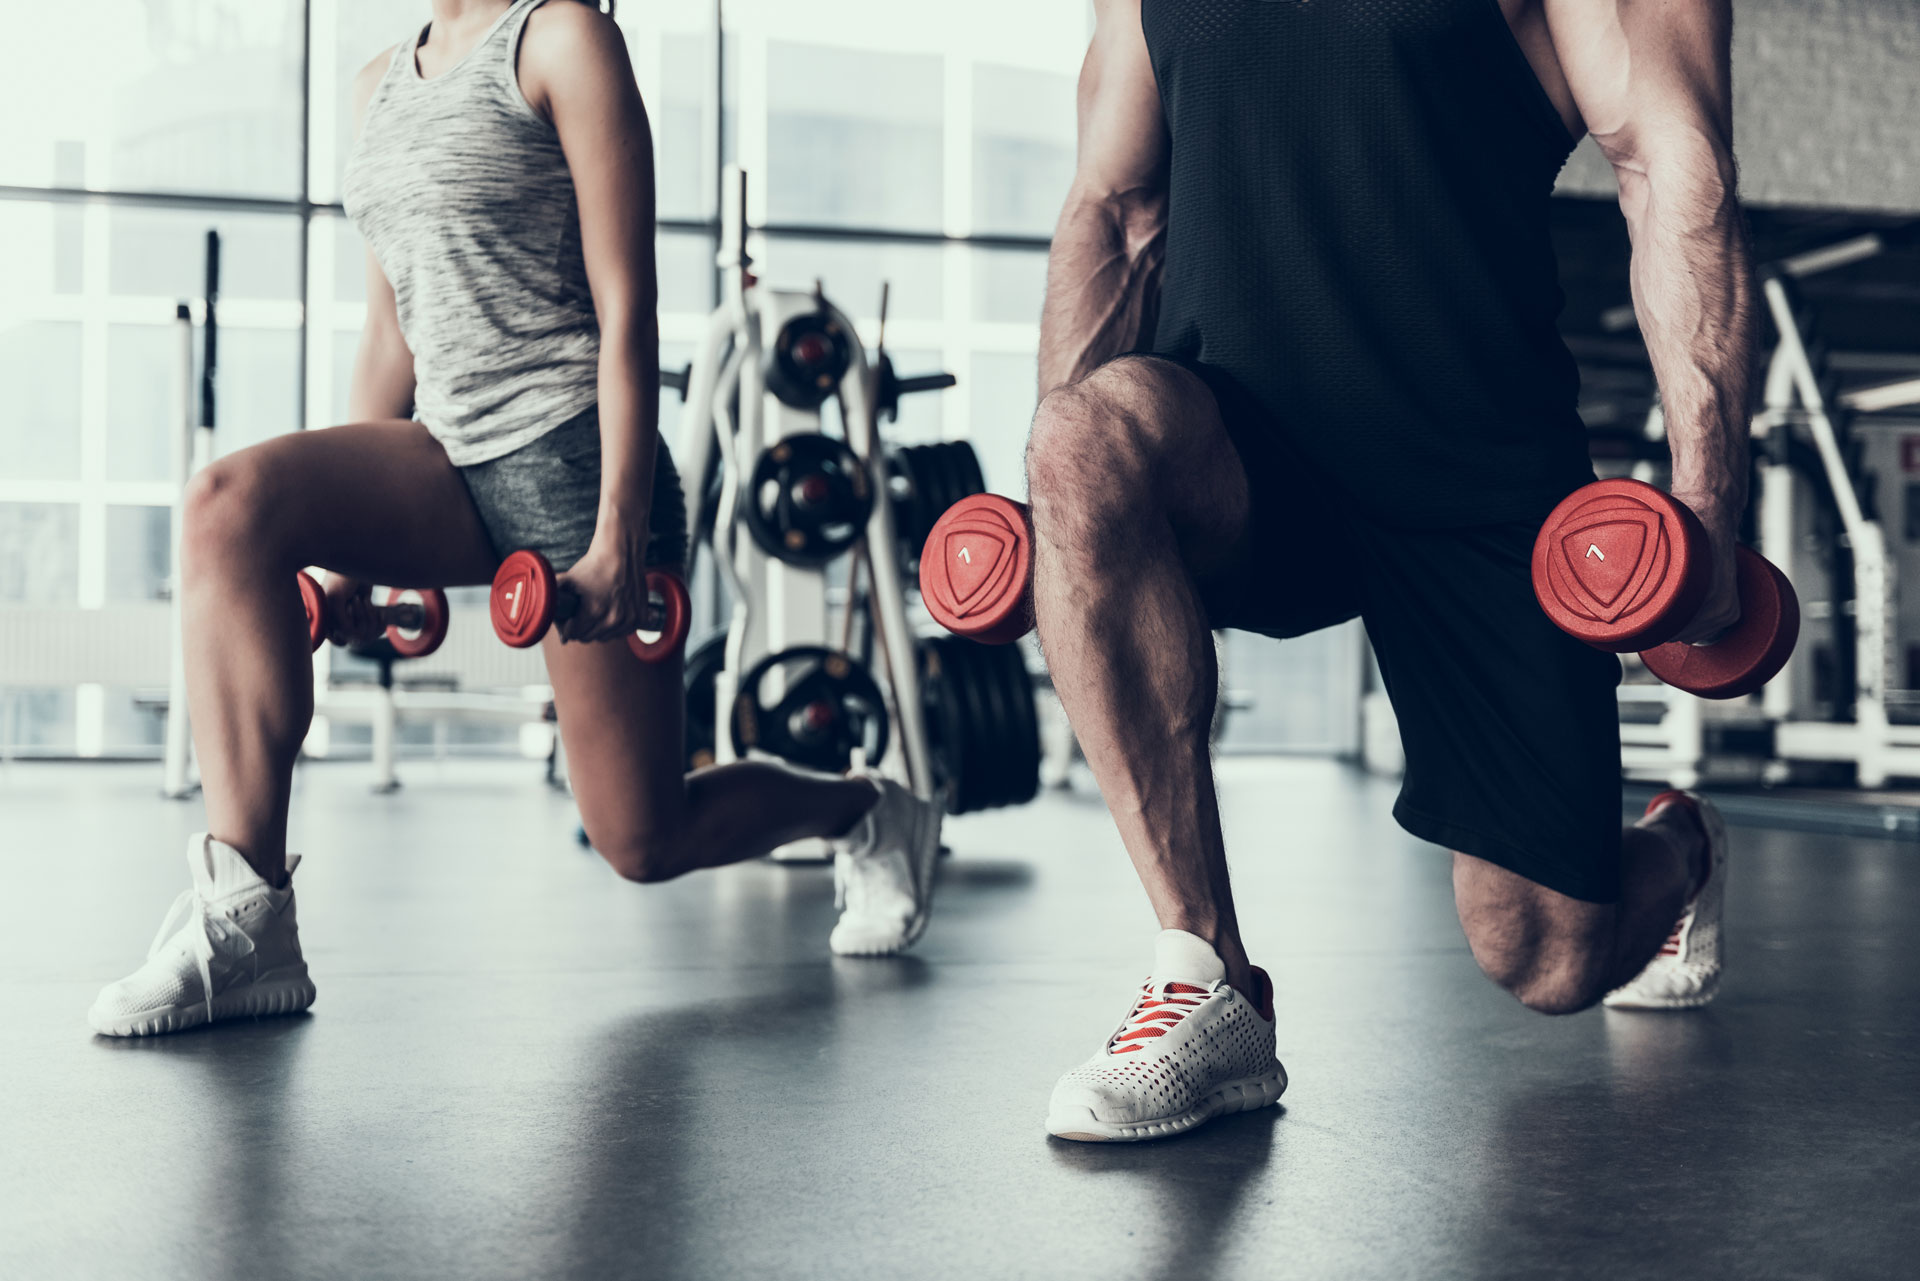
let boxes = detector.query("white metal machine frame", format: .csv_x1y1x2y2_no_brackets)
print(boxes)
672,168,934,811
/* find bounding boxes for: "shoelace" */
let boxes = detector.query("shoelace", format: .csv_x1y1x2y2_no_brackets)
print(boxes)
147,889,256,1026
1109,980,1214,1055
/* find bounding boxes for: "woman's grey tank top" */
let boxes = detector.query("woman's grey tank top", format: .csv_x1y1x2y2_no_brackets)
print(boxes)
342,0,598,465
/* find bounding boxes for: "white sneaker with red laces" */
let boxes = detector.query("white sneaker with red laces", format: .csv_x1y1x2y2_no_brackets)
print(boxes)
1605,790,1729,1011
1047,929,1287,1142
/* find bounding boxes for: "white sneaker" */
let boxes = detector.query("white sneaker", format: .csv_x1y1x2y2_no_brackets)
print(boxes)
89,833,316,1037
1047,930,1287,1142
1605,791,1728,1011
828,773,942,956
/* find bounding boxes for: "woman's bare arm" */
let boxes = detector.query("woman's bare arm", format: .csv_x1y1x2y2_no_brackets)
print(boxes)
518,3,661,642
345,48,418,425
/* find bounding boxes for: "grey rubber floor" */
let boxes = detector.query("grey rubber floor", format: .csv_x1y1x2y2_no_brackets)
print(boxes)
2,757,1916,1281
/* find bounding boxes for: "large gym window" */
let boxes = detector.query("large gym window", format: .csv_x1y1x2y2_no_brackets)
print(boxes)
0,0,1098,759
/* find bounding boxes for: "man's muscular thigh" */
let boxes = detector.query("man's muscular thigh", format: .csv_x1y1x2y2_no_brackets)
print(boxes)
1026,353,1250,575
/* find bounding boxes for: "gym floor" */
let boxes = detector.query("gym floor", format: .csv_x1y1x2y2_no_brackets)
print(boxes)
3,758,1916,1281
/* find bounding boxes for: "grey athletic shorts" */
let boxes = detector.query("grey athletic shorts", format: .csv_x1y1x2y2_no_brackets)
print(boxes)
455,406,690,573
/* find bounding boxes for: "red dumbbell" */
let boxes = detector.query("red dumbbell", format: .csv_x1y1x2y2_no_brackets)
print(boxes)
488,548,690,663
919,493,1035,645
296,571,449,658
1531,478,1799,699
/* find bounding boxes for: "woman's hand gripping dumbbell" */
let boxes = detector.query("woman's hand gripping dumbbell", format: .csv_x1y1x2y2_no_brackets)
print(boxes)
488,548,690,662
1531,478,1799,698
296,572,450,658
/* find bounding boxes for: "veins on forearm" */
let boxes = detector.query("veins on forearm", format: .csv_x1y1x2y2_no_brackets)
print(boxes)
1038,193,1165,399
1620,156,1754,509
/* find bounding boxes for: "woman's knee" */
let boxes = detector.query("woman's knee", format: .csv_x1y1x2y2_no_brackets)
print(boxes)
182,456,283,568
588,821,688,885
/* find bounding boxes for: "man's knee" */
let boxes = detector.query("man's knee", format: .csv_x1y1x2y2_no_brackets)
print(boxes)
1473,945,1609,1016
1454,852,1612,1016
1026,357,1201,519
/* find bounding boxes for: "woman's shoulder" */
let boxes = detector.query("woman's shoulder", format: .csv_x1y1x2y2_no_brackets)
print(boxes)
517,3,637,118
351,43,404,127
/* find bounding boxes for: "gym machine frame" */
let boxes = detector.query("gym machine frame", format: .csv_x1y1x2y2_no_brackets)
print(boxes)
1754,240,1920,787
672,168,936,822
1619,233,1920,789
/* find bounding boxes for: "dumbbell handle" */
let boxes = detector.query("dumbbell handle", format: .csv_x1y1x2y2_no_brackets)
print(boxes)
376,600,428,631
546,584,673,633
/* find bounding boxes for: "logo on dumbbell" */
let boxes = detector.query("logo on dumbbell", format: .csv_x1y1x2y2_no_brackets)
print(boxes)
1587,544,1605,561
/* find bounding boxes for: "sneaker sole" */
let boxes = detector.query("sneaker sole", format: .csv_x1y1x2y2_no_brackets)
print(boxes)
1046,1066,1288,1143
1602,982,1720,1011
89,967,317,1038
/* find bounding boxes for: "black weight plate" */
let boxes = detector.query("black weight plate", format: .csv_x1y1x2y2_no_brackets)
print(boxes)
924,443,960,542
949,439,986,499
890,449,929,573
967,636,1019,809
742,433,873,567
729,645,890,774
918,639,962,805
984,640,1041,808
764,312,852,410
950,640,1000,814
683,632,727,770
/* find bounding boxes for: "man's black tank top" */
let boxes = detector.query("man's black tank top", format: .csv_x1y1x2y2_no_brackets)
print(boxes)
1142,0,1592,527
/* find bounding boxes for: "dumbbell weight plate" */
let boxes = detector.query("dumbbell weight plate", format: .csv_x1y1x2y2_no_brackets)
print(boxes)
1532,478,1711,654
297,571,328,653
1641,546,1801,700
920,493,1035,645
383,587,450,659
629,572,692,663
491,549,557,649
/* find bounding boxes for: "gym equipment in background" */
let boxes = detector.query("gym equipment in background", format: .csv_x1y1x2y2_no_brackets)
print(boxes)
741,433,874,567
731,646,891,774
667,167,1041,823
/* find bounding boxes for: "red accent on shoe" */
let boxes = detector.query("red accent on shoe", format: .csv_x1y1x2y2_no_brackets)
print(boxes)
1109,982,1211,1053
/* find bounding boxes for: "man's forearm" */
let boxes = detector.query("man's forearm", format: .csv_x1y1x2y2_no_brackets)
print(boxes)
1038,185,1166,399
1619,148,1754,515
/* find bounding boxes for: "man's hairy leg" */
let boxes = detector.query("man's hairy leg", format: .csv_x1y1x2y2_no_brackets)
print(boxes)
1026,356,1257,992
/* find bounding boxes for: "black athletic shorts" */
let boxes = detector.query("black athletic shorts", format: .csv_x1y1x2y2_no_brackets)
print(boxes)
1161,355,1625,904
